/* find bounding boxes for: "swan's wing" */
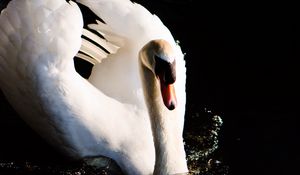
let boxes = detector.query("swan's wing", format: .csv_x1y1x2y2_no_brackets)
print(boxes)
0,0,83,71
0,0,85,143
76,0,175,42
76,0,134,37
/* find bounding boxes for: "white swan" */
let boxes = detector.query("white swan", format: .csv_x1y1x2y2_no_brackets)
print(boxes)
0,0,188,174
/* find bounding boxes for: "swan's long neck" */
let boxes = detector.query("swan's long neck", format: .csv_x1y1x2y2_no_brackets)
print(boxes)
139,45,188,174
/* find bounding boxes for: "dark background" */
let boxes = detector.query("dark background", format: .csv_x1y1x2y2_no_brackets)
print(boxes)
136,1,299,174
1,0,299,175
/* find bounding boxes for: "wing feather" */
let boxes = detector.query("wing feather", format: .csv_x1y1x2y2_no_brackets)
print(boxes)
80,38,108,62
82,28,119,53
76,21,123,64
87,21,124,46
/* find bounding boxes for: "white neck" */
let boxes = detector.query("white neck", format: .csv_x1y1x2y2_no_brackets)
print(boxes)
151,107,188,175
139,54,188,175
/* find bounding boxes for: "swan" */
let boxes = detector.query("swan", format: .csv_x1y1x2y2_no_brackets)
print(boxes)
0,0,188,174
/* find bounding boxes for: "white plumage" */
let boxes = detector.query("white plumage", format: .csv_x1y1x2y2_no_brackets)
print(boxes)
0,0,188,174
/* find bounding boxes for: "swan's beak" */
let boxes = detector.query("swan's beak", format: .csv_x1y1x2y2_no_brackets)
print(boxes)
155,58,177,110
159,81,177,110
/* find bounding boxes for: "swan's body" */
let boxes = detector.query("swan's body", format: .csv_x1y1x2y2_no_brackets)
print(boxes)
0,0,187,174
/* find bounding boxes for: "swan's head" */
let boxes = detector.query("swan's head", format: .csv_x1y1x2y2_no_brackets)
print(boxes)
140,39,177,110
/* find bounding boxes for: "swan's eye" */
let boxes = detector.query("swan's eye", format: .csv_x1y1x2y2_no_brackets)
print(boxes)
154,55,176,84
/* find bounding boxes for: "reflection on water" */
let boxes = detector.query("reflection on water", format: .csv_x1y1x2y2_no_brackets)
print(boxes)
184,109,228,174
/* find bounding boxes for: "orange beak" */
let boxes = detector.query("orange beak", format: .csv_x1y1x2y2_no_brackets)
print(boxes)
158,73,177,110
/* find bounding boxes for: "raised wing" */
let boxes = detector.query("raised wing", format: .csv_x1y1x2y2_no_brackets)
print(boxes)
0,0,83,74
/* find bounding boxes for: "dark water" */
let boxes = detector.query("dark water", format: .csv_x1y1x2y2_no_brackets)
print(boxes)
1,0,299,174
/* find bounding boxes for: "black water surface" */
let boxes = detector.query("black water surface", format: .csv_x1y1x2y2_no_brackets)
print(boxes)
1,0,299,175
